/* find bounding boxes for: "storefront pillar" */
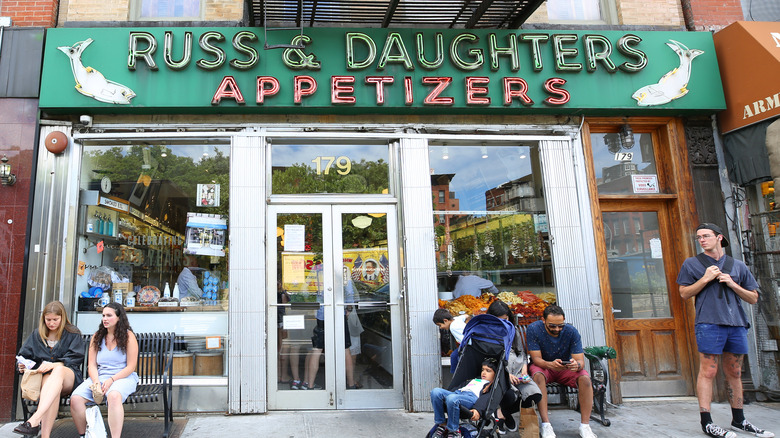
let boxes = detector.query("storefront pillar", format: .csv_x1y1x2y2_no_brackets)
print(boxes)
228,133,268,413
398,136,440,412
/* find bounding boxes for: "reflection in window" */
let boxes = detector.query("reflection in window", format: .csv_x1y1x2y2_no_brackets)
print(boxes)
592,132,659,195
137,0,201,19
429,144,556,326
271,143,390,195
603,211,671,319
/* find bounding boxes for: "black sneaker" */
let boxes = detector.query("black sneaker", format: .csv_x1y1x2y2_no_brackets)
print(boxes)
504,414,517,432
731,420,775,438
432,424,447,438
703,422,737,438
496,419,506,435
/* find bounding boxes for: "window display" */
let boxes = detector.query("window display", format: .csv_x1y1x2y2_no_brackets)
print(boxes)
428,144,556,356
75,140,229,376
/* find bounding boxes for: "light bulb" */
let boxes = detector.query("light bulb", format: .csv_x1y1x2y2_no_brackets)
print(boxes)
442,147,449,160
481,146,488,159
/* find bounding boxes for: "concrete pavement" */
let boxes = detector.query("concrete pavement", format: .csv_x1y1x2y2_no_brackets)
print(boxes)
2,398,778,437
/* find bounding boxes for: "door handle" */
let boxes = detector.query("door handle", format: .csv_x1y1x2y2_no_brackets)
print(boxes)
335,301,398,308
611,307,622,313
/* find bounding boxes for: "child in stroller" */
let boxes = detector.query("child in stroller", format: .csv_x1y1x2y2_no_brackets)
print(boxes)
429,314,517,438
430,358,499,438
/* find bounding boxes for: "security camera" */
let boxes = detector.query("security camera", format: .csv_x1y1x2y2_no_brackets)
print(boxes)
79,115,93,126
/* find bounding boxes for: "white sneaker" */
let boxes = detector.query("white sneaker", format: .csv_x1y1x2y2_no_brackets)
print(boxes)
541,422,556,438
579,424,597,438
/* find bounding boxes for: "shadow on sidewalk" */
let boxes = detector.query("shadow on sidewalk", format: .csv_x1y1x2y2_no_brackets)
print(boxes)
46,417,187,438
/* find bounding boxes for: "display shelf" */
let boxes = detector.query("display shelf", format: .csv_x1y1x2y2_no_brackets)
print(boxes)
93,304,227,312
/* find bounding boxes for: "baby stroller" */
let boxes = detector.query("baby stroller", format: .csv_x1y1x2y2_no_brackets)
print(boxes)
440,314,516,438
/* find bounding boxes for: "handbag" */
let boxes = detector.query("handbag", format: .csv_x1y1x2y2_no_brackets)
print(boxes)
85,405,107,438
20,369,42,401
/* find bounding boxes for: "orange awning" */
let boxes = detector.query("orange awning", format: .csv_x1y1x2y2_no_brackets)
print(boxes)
714,21,780,134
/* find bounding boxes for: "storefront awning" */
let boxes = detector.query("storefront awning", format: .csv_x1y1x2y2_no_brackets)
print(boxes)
714,21,780,134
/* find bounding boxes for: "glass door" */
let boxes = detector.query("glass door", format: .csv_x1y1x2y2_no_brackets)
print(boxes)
267,204,402,410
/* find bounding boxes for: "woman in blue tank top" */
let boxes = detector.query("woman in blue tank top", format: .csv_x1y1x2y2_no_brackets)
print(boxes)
70,302,139,438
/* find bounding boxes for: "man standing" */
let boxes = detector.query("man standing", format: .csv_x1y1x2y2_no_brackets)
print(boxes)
677,223,773,438
527,304,596,438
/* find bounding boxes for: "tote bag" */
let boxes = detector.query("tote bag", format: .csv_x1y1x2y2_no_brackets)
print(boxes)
85,405,107,438
20,370,42,401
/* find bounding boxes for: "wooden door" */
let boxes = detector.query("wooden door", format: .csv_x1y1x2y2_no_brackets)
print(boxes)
599,200,694,398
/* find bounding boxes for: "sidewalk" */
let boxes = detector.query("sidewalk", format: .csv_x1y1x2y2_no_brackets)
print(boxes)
1,399,778,438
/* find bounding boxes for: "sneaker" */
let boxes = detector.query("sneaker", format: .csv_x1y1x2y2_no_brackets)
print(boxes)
496,419,506,435
704,422,737,438
301,382,322,390
541,422,556,438
432,424,447,438
290,380,301,390
732,420,775,438
579,424,597,438
448,430,463,438
504,414,517,432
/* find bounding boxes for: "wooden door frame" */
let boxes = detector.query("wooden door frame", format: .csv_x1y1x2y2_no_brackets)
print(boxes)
583,117,701,402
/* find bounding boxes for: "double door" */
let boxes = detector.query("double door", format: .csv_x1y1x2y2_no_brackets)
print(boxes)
267,204,403,409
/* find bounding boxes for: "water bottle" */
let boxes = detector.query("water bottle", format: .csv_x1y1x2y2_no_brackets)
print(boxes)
106,216,113,237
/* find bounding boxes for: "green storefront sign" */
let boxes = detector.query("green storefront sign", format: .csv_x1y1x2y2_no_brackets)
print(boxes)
40,27,725,114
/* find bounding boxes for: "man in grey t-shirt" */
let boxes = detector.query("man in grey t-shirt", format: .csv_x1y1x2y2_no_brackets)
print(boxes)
677,223,772,438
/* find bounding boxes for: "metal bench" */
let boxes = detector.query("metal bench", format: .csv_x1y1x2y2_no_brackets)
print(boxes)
20,332,175,437
516,323,612,426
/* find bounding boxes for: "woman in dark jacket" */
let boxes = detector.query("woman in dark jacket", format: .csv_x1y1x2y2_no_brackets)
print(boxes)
13,301,85,438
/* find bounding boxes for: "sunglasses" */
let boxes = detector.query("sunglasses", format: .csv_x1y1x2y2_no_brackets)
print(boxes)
546,323,566,329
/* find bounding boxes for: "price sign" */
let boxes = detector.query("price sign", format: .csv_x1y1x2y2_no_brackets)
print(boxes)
614,152,633,161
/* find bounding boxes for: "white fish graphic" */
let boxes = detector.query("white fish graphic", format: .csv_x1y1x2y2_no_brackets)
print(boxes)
632,40,703,106
58,38,136,105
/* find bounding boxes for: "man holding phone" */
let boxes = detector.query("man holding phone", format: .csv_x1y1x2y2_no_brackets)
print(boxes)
527,304,596,438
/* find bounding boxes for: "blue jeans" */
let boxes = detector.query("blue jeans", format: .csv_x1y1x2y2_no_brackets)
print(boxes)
430,387,478,432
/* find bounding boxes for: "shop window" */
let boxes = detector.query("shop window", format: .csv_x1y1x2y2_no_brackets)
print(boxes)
131,0,203,20
546,0,616,23
271,141,390,195
429,143,556,343
76,140,229,377
591,131,661,195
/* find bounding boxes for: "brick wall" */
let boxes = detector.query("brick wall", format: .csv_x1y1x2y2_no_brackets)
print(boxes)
684,0,744,32
0,0,58,27
0,98,37,421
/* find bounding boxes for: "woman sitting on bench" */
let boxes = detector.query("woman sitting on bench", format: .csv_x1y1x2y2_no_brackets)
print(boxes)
13,301,86,438
70,302,139,438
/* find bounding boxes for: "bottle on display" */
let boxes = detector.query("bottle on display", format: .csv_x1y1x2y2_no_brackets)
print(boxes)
95,213,103,235
158,282,179,307
172,283,180,301
106,215,113,237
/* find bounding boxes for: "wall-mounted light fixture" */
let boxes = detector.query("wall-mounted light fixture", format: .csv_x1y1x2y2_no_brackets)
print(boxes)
620,124,635,149
1,154,16,186
442,146,449,160
480,145,488,159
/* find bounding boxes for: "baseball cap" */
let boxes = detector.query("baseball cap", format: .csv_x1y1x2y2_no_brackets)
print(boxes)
696,223,729,247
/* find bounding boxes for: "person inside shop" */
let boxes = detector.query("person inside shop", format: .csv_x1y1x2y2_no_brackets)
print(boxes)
177,254,204,298
486,300,542,434
303,277,361,390
527,304,597,438
70,302,139,438
677,223,774,438
277,281,302,389
429,357,499,438
13,301,86,438
451,273,499,298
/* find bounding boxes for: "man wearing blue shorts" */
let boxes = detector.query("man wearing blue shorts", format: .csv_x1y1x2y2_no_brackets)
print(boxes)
677,223,773,438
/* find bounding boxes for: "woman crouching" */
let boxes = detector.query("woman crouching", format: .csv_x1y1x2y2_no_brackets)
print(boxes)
70,302,139,438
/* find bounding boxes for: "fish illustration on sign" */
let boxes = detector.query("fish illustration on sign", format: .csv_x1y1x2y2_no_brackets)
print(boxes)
631,40,703,106
57,38,136,105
